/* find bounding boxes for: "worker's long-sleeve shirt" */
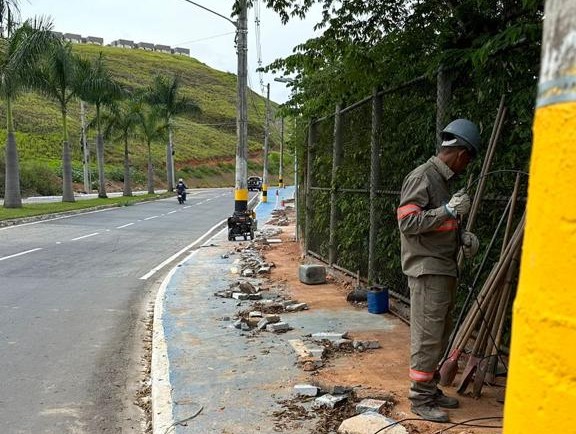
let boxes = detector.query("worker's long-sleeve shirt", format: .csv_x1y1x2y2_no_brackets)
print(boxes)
397,156,459,277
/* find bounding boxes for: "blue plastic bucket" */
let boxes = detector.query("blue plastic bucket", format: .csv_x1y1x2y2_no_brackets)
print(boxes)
367,288,389,314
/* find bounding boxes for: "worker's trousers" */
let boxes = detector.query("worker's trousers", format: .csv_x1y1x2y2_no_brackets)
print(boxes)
408,274,456,406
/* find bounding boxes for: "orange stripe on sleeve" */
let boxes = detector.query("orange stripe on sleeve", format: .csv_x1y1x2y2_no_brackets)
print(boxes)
435,218,458,232
397,204,422,220
409,369,435,382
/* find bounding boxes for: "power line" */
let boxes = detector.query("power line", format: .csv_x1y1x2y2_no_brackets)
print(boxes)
173,31,235,47
253,0,265,96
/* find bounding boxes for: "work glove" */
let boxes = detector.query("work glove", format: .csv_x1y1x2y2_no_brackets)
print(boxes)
461,231,479,259
445,190,471,217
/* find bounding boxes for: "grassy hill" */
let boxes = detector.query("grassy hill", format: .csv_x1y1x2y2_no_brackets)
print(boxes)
0,43,288,194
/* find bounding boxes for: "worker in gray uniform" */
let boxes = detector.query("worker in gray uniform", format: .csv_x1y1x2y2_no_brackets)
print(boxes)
397,119,481,422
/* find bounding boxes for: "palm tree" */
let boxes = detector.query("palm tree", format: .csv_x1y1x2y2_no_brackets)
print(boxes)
2,18,55,208
102,96,141,197
0,0,19,38
146,74,200,191
136,101,166,195
77,53,123,198
31,41,84,202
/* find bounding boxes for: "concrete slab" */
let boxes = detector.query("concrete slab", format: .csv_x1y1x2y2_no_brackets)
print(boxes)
338,413,408,434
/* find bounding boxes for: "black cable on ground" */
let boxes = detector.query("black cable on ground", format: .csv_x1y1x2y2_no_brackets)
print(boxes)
162,404,204,434
433,416,503,433
372,415,503,434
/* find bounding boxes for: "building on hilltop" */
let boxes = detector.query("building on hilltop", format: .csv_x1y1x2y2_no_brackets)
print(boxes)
110,39,134,49
86,36,104,45
154,44,172,54
136,42,155,51
172,47,190,56
63,33,82,43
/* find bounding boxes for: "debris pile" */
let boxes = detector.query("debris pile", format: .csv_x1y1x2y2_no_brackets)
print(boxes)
273,388,401,434
266,208,290,226
288,332,381,372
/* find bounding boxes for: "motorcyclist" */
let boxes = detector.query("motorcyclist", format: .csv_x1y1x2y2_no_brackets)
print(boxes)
176,178,187,202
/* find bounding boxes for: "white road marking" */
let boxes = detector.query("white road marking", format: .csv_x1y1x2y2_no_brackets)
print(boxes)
139,218,227,280
183,206,191,209
116,223,135,229
0,248,43,262
167,211,177,215
71,232,99,241
144,216,159,221
196,202,204,205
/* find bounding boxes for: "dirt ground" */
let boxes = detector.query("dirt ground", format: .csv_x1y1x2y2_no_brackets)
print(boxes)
261,205,504,434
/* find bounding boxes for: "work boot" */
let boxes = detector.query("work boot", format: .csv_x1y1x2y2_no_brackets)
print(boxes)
434,388,459,408
411,403,450,422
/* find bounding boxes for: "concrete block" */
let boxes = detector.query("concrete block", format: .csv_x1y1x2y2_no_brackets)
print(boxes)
289,339,310,358
355,399,387,414
353,340,381,350
313,393,348,409
311,332,349,342
338,413,407,434
333,339,353,349
257,314,282,330
249,311,263,318
308,348,325,358
314,382,353,395
285,302,308,312
232,292,249,300
266,322,291,333
299,264,326,284
294,384,319,397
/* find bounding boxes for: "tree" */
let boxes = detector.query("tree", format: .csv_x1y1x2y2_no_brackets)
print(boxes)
2,18,55,208
101,96,141,197
32,41,85,202
135,99,166,194
145,74,200,191
77,52,123,198
0,0,19,38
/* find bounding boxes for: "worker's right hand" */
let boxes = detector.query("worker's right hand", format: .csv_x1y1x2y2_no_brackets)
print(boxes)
445,190,471,217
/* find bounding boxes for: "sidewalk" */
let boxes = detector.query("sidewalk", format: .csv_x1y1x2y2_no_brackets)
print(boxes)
151,187,504,434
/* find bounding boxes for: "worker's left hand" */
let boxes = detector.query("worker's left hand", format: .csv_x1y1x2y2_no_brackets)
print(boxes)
461,231,479,259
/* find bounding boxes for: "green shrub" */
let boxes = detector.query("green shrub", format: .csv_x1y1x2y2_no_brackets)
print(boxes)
20,161,61,196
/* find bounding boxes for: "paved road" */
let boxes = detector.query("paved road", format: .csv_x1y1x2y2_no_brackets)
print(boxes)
0,188,242,434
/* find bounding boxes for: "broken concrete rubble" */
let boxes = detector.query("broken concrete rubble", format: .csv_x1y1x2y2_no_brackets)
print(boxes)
355,398,389,414
313,393,348,409
293,384,319,397
338,413,407,434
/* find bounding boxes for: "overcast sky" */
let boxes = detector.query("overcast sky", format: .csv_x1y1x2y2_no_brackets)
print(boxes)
17,0,323,103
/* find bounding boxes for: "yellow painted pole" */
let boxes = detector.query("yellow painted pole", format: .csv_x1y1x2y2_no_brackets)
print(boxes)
504,2,576,432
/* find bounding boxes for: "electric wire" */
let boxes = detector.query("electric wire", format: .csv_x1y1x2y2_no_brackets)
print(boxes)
173,31,235,47
433,416,503,433
371,416,503,434
468,170,529,190
253,0,265,96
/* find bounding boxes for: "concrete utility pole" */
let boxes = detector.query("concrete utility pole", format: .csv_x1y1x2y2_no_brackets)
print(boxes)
182,0,248,213
261,83,270,203
234,0,249,213
503,1,576,432
273,76,295,189
80,100,91,193
279,117,284,188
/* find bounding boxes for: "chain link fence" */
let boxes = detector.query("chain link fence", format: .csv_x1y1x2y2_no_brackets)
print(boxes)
300,73,530,306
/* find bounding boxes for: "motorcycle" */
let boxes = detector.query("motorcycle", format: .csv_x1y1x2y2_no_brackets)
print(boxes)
177,190,187,204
